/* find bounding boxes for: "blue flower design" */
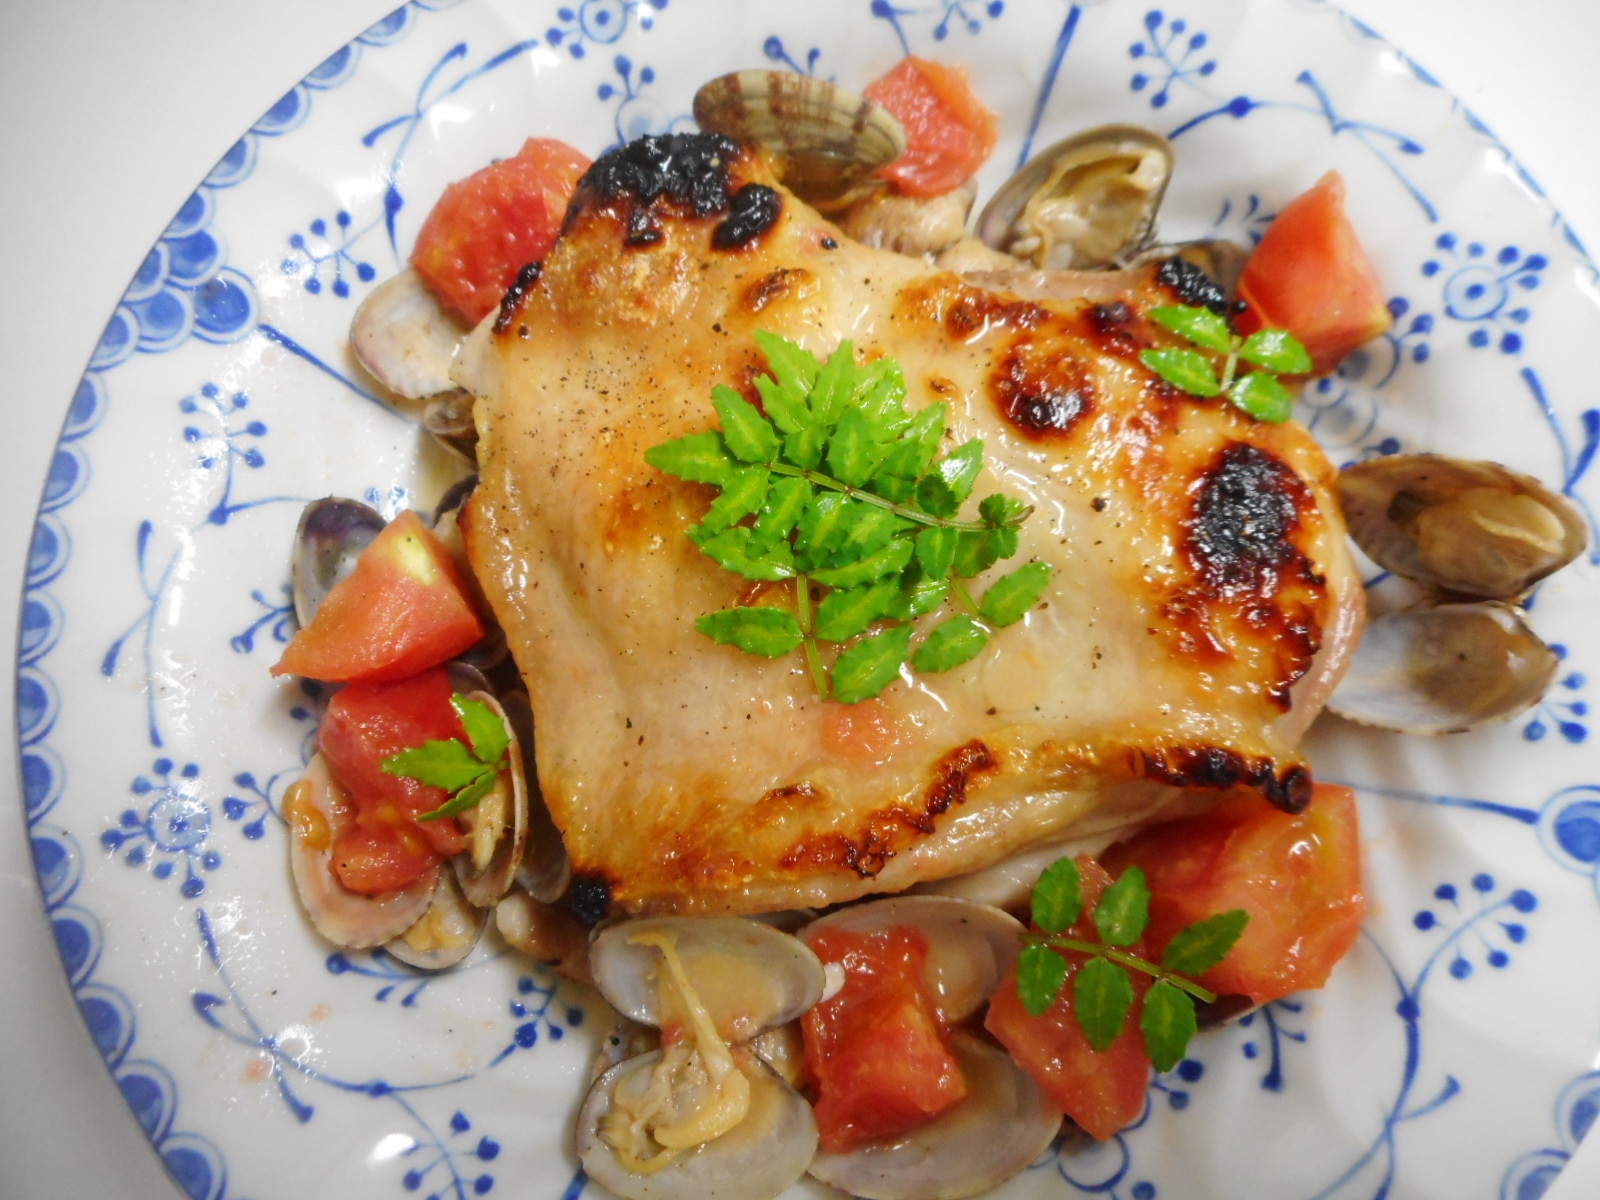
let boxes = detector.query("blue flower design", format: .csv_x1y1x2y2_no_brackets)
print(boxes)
492,971,587,1064
1130,9,1216,108
598,54,692,148
1501,1071,1600,1199
763,35,824,77
281,209,380,298
1524,645,1588,745
1412,875,1536,978
101,759,220,898
1422,233,1546,354
547,0,668,58
870,0,1005,53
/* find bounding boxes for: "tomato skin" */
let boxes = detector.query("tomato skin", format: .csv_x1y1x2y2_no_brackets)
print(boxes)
864,57,997,197
410,137,591,324
317,667,469,892
983,856,1151,1141
1234,171,1392,375
272,510,484,685
801,925,968,1152
1103,783,1365,1004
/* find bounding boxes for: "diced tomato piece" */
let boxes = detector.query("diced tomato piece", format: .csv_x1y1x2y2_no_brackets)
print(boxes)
317,667,470,892
801,925,967,1152
1234,171,1393,375
984,855,1152,1141
986,961,1151,1141
1103,783,1366,1004
410,137,591,324
272,510,484,685
864,57,997,197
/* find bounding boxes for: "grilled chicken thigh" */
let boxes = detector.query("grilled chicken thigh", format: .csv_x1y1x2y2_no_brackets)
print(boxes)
455,134,1362,916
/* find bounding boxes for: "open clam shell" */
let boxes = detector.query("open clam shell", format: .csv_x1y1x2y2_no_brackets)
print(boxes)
1337,454,1588,599
350,266,469,399
576,1052,818,1200
384,864,487,970
975,124,1173,270
591,916,826,1042
693,70,906,209
801,896,1024,1025
450,689,529,908
285,754,440,949
1326,602,1559,735
807,1033,1062,1200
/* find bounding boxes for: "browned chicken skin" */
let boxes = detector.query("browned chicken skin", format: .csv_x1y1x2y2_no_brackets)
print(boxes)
455,134,1362,917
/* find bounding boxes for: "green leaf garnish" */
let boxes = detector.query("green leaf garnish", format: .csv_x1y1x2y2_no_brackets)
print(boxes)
696,607,806,657
647,331,1051,702
1017,855,1252,1071
1138,304,1310,423
381,693,511,821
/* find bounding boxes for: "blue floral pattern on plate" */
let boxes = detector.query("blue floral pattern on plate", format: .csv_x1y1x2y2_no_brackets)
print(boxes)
16,1,1600,1197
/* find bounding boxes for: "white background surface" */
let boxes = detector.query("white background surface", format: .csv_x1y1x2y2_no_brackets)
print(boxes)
2,2,1597,1197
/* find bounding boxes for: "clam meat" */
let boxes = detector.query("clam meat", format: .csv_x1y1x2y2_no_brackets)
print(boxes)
975,124,1173,269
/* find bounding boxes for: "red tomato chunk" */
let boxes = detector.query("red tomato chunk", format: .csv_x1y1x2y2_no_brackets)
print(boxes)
984,857,1152,1141
865,57,997,197
411,137,591,324
1104,783,1366,1005
801,925,968,1152
272,509,484,685
318,666,469,893
1234,170,1392,375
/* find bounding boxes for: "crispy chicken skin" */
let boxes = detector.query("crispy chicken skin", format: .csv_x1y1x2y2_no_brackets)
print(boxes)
455,134,1362,916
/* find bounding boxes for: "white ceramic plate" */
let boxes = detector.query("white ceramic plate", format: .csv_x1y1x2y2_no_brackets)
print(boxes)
18,0,1600,1197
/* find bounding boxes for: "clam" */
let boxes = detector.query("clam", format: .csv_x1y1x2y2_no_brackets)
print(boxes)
495,885,592,983
448,688,530,908
802,896,1024,1025
423,389,478,461
840,178,977,259
350,265,469,399
576,1052,818,1200
1326,602,1560,735
384,865,487,970
1337,454,1587,599
284,754,440,948
577,916,826,1200
975,124,1173,270
693,71,906,210
289,497,385,627
807,1033,1062,1200
591,916,827,1041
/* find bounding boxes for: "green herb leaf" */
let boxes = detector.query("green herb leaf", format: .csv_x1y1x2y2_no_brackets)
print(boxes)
1016,944,1070,1018
418,767,499,821
688,525,796,581
696,606,805,657
898,568,949,619
452,694,510,766
1160,909,1250,976
1094,866,1151,948
794,493,855,564
1238,328,1314,375
830,623,912,703
916,438,985,518
826,407,886,487
910,614,989,673
1030,855,1084,935
979,561,1054,627
643,431,735,484
1149,304,1234,354
1140,348,1222,397
1073,956,1135,1052
382,738,489,792
978,493,1030,528
1227,371,1295,423
750,476,812,547
701,466,771,533
1139,979,1199,1072
808,340,857,428
830,504,909,566
711,385,779,463
809,536,916,588
915,526,959,579
814,579,901,643
755,373,812,437
952,524,1019,578
782,422,828,471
